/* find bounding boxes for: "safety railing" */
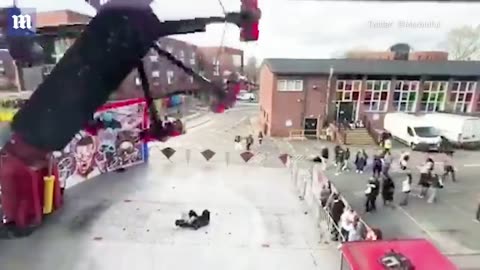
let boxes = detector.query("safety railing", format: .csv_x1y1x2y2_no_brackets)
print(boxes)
288,129,328,141
288,159,379,245
288,129,306,140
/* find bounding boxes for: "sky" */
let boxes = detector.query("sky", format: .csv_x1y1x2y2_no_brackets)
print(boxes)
3,0,480,60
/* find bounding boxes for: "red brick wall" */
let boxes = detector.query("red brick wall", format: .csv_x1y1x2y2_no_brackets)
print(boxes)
258,65,274,135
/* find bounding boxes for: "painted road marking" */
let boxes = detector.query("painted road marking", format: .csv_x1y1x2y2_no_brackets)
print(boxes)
463,164,480,167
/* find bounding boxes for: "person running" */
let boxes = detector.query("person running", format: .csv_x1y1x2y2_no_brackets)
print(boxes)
372,154,383,179
354,150,367,174
258,132,264,145
383,134,392,155
234,135,242,150
246,134,254,151
382,151,393,177
427,173,443,204
365,178,379,212
342,148,351,171
382,175,395,207
334,145,342,167
442,152,456,182
418,158,434,198
399,151,410,170
399,172,413,206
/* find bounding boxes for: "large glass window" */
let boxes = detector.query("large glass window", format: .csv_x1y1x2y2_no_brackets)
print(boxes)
393,81,419,112
449,81,476,113
363,80,390,112
336,80,362,101
277,79,304,91
420,81,447,112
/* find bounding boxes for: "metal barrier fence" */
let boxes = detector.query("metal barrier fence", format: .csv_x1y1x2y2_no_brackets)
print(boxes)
288,159,379,244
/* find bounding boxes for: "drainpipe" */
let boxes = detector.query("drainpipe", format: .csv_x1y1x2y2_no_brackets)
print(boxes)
300,78,309,132
325,66,334,124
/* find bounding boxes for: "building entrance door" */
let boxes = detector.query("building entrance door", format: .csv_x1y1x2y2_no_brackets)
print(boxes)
336,102,355,124
304,118,318,138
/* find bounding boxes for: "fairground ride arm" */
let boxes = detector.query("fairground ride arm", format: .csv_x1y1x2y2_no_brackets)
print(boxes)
2,0,260,167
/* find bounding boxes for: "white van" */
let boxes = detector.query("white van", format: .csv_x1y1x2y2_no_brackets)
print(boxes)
421,113,480,147
384,112,441,151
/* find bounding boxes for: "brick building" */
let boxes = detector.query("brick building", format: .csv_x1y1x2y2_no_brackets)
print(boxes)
259,58,480,137
347,51,449,61
1,1,244,101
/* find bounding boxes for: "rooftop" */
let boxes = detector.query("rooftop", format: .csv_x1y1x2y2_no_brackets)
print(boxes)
262,58,480,77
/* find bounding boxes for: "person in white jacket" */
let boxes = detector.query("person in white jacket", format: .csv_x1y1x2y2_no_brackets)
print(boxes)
340,208,355,242
400,172,413,206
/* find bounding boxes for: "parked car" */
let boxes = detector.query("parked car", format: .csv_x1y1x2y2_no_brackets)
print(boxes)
236,90,255,101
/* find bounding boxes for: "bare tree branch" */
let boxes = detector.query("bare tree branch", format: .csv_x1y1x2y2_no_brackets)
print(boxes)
446,25,480,60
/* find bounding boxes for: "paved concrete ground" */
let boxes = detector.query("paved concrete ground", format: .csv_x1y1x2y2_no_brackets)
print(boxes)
1,105,341,270
275,139,480,269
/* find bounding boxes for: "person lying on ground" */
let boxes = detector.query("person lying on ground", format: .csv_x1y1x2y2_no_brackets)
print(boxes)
175,209,210,230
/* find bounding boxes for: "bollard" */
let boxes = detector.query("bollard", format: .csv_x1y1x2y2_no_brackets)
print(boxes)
43,175,55,214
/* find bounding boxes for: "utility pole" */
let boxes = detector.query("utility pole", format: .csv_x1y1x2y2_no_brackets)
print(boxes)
325,66,334,123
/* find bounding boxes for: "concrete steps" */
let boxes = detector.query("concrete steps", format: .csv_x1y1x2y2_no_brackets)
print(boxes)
345,128,376,146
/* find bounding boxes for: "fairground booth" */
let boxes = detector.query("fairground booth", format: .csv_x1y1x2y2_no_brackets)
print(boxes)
0,98,150,229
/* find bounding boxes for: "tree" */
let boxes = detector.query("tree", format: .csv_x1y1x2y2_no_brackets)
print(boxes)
445,25,480,60
244,56,258,83
342,46,373,58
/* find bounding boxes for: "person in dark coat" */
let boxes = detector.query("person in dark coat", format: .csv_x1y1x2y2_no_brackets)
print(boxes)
439,136,454,155
382,176,395,206
246,134,254,151
258,132,264,144
334,145,342,167
329,194,345,241
372,154,383,178
342,148,351,171
354,150,367,174
365,178,380,212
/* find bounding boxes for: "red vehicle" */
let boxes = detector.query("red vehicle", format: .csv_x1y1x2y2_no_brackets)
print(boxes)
340,239,458,270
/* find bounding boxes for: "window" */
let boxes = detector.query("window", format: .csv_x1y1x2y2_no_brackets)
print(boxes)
335,80,361,102
363,80,390,112
152,70,160,78
135,77,141,86
393,81,419,112
179,50,185,62
420,81,447,112
277,79,303,91
149,55,158,62
450,81,476,113
167,70,174,84
100,0,109,5
0,60,4,75
190,76,194,83
407,127,414,137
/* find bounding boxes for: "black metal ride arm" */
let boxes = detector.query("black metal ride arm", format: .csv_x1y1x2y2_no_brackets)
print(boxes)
8,5,254,157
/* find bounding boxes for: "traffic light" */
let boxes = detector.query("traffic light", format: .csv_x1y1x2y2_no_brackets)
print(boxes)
240,0,260,42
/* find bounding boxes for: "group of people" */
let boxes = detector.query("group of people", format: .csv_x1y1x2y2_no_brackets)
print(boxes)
234,132,263,151
320,182,382,243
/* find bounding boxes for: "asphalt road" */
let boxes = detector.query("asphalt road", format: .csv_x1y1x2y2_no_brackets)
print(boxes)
276,139,480,269
150,103,286,168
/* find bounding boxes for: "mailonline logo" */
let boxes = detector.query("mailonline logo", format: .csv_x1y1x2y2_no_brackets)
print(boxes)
6,7,36,36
